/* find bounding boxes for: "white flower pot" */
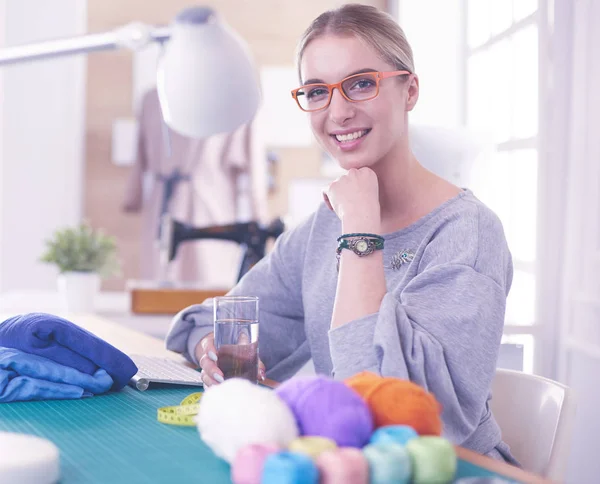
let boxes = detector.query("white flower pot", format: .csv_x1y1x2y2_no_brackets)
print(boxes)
57,271,101,313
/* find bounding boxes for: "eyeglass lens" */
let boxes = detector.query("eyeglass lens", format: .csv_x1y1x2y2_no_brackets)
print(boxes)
296,73,378,111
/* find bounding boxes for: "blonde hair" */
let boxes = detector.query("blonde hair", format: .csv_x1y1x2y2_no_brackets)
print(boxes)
296,3,415,82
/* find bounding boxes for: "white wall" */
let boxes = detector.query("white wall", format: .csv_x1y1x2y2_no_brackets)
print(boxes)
0,0,5,287
395,0,464,127
392,0,487,189
0,0,87,292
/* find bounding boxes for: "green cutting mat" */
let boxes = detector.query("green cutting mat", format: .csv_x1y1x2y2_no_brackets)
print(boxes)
0,386,229,483
0,386,519,483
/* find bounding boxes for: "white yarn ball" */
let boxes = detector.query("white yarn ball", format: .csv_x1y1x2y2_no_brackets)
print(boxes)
195,378,299,463
0,432,60,484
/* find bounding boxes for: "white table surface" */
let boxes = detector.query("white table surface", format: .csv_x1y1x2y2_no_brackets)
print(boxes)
0,290,174,340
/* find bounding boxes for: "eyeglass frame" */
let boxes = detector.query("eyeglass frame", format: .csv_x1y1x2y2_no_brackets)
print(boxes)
290,70,411,112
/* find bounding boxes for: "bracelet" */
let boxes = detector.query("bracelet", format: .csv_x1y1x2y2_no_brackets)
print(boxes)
336,232,384,242
336,237,384,255
335,235,384,272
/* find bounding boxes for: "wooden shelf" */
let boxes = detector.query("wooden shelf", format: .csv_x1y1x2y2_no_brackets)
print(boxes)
129,285,228,315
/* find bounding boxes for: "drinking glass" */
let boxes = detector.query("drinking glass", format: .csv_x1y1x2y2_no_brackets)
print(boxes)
213,296,259,383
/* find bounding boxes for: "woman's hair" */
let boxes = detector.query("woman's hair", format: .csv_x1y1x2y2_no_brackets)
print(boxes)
296,3,415,82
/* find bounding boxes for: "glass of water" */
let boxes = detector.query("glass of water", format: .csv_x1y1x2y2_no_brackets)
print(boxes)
213,296,259,383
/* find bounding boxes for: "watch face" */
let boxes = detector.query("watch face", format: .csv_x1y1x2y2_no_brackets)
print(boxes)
355,239,369,253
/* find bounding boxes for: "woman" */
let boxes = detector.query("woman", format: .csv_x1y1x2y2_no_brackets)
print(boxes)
166,3,517,465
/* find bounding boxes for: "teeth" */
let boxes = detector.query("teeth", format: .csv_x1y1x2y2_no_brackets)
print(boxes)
335,130,368,142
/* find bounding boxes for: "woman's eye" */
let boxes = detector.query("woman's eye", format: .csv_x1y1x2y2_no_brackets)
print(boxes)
307,88,328,99
353,79,375,90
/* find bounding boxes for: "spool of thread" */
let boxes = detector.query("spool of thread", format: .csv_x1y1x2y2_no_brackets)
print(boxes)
362,442,412,484
369,425,419,447
195,378,299,463
405,436,457,484
344,371,442,435
231,443,281,484
288,436,337,459
262,451,319,484
316,447,369,484
275,375,373,447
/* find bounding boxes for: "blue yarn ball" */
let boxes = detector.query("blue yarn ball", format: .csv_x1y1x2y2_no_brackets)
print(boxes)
370,425,419,447
261,451,319,484
363,442,412,484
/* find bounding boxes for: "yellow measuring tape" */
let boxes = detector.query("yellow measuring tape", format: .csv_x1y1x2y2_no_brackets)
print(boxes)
157,392,203,427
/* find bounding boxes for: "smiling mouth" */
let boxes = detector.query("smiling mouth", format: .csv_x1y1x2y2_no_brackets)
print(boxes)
332,129,371,143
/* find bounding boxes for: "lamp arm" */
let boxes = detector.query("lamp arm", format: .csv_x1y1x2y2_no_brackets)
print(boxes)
0,22,171,67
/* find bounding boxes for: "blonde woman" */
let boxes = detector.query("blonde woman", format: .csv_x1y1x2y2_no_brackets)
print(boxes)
166,3,517,465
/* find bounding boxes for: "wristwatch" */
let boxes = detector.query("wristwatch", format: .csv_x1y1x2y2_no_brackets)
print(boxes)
337,236,384,257
336,235,384,271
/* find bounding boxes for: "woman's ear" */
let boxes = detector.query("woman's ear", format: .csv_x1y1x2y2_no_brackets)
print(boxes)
406,74,419,112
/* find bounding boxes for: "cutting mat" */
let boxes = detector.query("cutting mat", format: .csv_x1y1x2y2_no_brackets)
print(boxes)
0,386,229,484
0,386,518,483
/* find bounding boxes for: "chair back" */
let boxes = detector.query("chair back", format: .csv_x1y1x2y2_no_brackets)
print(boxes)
490,369,576,482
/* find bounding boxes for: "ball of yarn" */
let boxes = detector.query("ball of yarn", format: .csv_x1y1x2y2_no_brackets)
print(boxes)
370,425,419,447
275,375,373,447
195,378,299,463
0,432,60,484
405,436,457,484
363,442,412,484
262,451,319,484
316,447,369,484
288,436,337,459
231,443,281,484
344,371,442,435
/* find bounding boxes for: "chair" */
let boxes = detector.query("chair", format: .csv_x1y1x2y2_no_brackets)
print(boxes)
490,368,576,482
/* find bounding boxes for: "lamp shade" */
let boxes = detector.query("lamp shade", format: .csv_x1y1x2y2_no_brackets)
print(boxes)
157,7,261,139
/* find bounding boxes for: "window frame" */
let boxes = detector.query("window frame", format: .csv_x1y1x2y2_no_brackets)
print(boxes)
462,0,547,375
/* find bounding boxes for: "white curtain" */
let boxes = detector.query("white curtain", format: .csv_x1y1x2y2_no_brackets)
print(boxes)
552,0,600,378
547,0,600,482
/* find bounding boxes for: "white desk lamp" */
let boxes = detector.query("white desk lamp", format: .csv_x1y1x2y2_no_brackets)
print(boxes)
0,6,262,138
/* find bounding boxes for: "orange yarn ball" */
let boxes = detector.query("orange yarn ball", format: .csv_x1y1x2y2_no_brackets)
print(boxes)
344,372,443,436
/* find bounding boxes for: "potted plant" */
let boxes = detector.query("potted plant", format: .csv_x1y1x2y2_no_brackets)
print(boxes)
40,222,120,313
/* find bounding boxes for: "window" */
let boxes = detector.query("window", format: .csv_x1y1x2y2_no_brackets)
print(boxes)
465,0,541,371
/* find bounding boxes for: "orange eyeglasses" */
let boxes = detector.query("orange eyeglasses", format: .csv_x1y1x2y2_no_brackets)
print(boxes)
291,70,410,112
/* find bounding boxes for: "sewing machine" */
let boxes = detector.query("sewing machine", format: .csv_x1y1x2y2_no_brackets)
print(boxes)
129,214,285,314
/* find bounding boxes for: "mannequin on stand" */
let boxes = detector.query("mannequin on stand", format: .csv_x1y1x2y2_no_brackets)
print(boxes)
123,88,269,289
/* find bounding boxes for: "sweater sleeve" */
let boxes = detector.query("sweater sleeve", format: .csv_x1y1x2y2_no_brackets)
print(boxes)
328,203,513,447
165,214,315,382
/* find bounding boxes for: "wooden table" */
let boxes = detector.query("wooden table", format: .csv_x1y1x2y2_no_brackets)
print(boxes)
50,313,555,484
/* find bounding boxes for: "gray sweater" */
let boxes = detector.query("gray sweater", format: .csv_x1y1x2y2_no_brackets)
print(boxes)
165,189,518,464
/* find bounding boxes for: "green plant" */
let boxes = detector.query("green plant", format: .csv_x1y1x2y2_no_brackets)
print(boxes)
40,222,120,277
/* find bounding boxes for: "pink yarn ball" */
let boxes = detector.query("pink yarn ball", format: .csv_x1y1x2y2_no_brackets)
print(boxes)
316,448,369,484
275,375,373,448
231,443,281,484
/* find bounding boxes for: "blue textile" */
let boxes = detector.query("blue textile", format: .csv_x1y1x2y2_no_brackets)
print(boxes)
0,347,113,403
0,312,137,391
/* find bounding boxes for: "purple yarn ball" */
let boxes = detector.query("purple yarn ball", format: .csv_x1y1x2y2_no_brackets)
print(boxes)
275,375,374,448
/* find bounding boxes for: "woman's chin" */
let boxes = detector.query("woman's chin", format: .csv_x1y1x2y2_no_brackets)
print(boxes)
336,155,376,171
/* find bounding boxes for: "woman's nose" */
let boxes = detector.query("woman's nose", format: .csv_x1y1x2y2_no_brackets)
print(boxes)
328,88,355,125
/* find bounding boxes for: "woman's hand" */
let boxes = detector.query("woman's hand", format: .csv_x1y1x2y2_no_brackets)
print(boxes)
323,167,381,233
195,333,224,387
195,333,266,387
324,167,387,330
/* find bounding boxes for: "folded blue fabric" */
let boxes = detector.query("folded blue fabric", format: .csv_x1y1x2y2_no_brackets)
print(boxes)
0,312,137,391
0,347,114,403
